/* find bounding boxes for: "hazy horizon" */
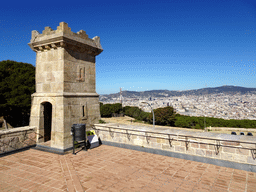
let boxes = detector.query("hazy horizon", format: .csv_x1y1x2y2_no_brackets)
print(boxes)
1,0,256,94
101,84,256,95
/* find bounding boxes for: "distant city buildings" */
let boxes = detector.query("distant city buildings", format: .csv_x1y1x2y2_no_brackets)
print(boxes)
100,93,256,120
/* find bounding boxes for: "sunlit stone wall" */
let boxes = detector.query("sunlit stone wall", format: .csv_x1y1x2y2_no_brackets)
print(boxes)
94,124,256,166
0,127,36,154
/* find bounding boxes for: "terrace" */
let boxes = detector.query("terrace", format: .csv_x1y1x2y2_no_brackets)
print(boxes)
1,122,256,191
1,145,256,192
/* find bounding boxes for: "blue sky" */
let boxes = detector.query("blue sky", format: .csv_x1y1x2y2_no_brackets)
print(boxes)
1,0,256,94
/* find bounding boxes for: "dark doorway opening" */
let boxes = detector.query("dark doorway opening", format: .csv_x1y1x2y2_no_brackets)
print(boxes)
43,102,52,142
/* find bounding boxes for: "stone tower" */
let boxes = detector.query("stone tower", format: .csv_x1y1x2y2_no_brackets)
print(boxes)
28,22,103,152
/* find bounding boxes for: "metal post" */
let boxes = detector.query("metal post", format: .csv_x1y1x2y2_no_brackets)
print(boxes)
84,128,87,151
71,126,75,155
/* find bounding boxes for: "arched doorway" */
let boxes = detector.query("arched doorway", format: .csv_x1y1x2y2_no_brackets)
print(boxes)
41,102,52,142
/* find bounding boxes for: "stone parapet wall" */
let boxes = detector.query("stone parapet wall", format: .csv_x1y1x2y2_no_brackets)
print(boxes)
0,126,37,154
94,124,256,166
208,127,256,133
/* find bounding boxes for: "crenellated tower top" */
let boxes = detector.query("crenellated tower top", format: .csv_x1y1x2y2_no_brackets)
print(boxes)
28,22,103,56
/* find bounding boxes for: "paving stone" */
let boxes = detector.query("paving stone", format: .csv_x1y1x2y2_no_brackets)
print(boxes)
0,146,255,191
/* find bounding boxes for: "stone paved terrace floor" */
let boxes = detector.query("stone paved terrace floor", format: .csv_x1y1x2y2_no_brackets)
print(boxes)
0,145,256,192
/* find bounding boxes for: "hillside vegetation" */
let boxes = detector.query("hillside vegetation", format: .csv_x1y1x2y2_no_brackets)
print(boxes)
0,60,35,127
100,103,256,129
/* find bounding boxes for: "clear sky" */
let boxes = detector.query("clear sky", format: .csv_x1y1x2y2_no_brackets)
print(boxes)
1,0,256,94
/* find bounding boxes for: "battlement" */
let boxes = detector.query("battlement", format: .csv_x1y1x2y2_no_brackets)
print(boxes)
31,22,90,40
29,22,103,55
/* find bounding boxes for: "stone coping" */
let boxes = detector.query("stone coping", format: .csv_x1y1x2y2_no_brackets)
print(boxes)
0,126,36,134
31,33,96,47
94,123,256,144
32,92,99,97
208,127,256,132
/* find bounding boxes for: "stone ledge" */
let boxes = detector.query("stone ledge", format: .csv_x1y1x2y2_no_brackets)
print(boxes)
0,126,36,135
0,126,37,154
94,123,256,143
32,92,99,97
208,127,256,133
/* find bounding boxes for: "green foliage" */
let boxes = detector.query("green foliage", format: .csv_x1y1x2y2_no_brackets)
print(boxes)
100,104,113,117
124,106,176,126
110,103,123,114
0,60,35,127
100,103,123,117
149,106,176,126
99,119,106,124
175,116,207,129
100,103,256,129
133,119,143,123
194,124,202,129
174,115,256,129
175,116,191,128
138,111,150,122
124,106,141,119
123,106,151,121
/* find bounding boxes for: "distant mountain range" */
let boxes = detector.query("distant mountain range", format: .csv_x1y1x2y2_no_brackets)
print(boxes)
99,85,256,101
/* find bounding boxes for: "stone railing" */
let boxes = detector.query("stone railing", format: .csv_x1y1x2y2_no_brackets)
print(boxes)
207,127,256,134
94,124,256,166
0,126,37,155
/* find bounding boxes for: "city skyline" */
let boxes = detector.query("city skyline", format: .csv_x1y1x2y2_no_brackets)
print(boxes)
1,0,256,94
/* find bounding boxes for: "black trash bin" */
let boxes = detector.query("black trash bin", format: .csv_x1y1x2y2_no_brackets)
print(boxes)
71,124,87,154
73,124,86,141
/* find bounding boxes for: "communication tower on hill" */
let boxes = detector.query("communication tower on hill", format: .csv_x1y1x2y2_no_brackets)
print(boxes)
120,87,122,105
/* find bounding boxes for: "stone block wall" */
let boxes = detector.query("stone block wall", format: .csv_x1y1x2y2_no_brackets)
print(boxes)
0,127,36,154
94,124,256,166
